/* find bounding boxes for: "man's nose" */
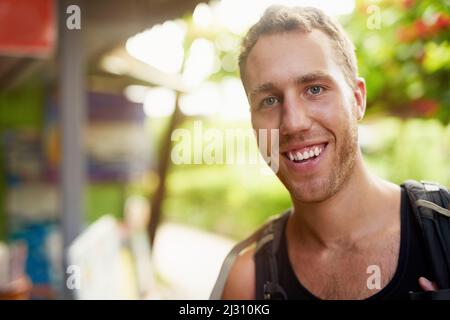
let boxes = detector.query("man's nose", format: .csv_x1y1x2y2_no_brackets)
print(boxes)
279,94,312,136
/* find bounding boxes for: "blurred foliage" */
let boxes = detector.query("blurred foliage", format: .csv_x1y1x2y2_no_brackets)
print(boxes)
85,183,125,223
342,0,450,123
362,118,450,185
164,164,291,238
182,13,241,81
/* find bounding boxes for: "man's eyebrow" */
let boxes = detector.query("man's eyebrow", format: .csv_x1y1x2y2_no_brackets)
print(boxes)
295,71,334,84
248,71,334,101
249,82,275,101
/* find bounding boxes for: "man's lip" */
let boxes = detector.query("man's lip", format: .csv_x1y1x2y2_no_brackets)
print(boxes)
280,141,329,154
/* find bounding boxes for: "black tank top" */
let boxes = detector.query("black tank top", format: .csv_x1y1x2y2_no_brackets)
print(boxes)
255,187,433,299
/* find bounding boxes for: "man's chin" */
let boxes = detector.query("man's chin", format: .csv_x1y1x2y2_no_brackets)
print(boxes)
286,179,335,203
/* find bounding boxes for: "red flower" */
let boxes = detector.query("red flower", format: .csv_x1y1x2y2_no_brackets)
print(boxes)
402,14,450,42
435,13,450,29
402,0,415,9
414,20,428,38
411,99,439,116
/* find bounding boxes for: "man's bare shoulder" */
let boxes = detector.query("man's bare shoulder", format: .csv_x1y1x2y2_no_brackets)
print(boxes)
221,247,256,300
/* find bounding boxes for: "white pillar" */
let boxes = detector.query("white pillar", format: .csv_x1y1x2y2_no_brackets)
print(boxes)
58,0,86,299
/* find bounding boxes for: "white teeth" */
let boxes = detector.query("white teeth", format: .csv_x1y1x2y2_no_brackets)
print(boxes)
288,145,324,162
288,152,294,161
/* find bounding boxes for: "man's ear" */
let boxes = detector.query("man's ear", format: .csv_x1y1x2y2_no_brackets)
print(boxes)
353,77,367,121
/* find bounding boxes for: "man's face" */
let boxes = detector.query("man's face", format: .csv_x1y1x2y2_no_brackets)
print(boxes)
244,30,365,203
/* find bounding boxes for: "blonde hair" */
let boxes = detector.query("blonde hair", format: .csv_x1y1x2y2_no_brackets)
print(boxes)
239,6,358,89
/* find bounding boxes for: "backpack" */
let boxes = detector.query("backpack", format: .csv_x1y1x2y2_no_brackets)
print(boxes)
210,180,450,300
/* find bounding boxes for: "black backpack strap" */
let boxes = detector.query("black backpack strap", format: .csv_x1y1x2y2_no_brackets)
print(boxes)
401,180,450,299
255,210,291,300
209,210,291,300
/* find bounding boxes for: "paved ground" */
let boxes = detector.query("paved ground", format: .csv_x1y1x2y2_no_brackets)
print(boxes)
151,223,236,299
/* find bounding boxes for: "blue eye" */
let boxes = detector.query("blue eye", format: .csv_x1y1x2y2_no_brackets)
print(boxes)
308,86,324,95
261,96,279,108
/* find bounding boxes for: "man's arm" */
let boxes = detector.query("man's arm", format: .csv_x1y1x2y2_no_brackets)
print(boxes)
221,247,256,300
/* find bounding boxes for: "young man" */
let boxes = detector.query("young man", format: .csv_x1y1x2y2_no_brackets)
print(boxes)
217,6,445,300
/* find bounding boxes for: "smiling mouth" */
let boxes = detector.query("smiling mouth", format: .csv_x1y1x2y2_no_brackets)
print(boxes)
282,143,328,164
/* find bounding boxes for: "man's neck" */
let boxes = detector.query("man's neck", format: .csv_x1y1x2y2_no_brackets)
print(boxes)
289,155,401,251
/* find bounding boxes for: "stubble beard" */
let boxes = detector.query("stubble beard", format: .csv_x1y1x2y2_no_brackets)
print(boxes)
279,121,360,204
